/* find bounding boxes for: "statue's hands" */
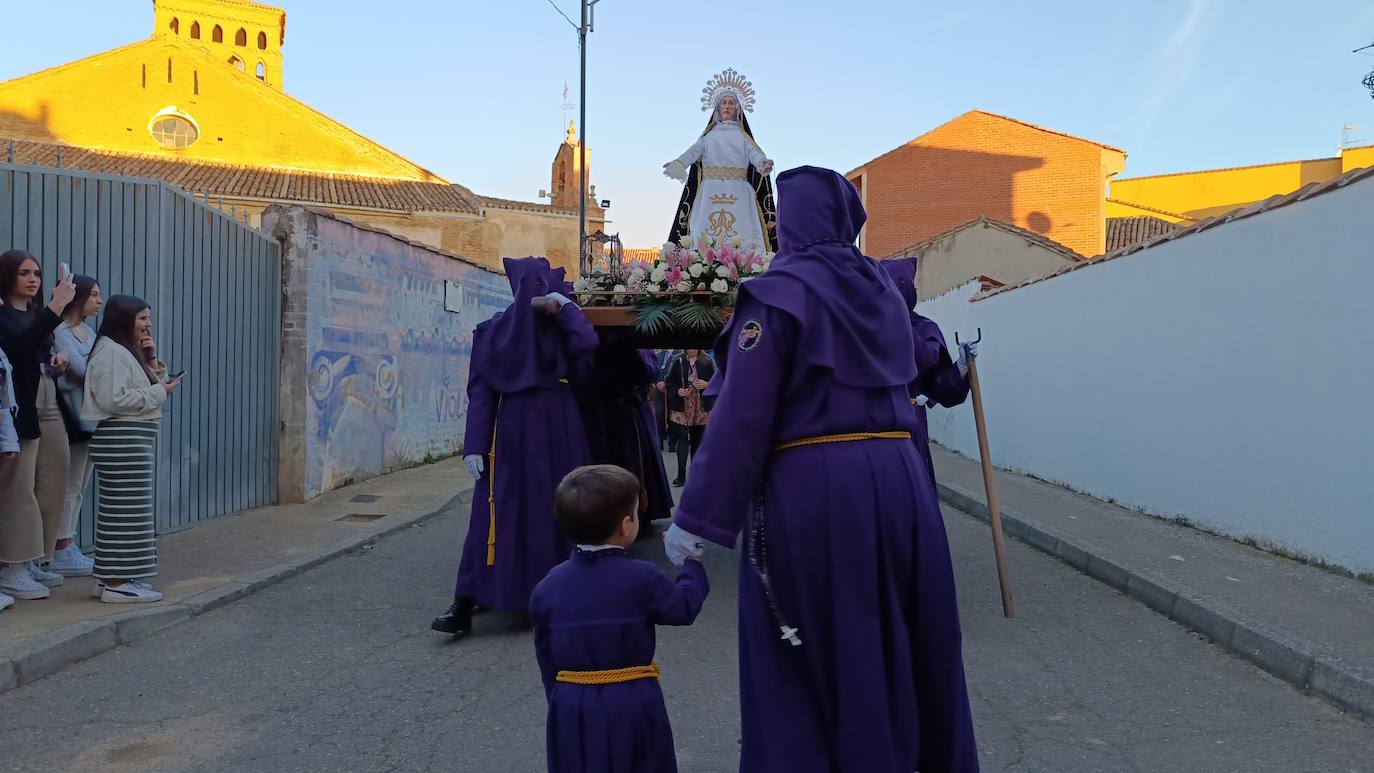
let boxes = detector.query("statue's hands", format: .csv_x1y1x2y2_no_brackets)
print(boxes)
663,160,688,183
758,159,775,175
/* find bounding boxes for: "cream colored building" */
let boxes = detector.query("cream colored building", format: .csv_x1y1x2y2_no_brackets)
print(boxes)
884,216,1085,300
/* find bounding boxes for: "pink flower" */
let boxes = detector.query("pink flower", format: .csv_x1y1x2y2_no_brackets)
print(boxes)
665,266,684,285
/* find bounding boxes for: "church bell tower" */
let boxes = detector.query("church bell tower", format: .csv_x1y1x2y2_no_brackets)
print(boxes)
549,121,591,210
153,0,288,87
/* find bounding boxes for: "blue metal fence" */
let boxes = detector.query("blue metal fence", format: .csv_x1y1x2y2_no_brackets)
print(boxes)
0,162,280,542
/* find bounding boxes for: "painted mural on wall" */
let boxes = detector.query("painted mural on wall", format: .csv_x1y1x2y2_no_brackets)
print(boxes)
304,220,510,496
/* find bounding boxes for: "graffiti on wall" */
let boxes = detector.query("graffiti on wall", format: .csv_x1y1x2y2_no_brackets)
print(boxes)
303,221,510,496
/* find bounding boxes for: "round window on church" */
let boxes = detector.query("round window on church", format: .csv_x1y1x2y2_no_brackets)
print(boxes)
149,114,199,150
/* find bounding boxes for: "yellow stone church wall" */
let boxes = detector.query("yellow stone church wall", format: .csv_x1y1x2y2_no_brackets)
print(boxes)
0,39,437,182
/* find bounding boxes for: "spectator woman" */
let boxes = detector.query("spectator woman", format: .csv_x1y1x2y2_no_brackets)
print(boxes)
664,348,714,487
83,295,182,603
0,250,76,601
50,275,102,576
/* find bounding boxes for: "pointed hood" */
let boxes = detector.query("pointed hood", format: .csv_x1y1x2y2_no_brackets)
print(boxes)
713,166,915,389
881,257,918,310
479,256,572,392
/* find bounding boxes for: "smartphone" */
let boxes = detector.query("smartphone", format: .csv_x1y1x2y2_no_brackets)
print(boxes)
60,262,70,277
169,370,186,381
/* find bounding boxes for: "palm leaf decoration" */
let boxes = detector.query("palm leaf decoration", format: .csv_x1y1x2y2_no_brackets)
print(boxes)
673,300,726,332
632,297,677,335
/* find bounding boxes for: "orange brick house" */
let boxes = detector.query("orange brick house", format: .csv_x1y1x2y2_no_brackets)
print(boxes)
847,110,1126,259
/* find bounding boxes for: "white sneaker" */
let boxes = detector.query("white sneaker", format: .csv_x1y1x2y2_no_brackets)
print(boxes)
28,561,64,588
49,545,94,577
91,579,106,598
101,580,162,604
0,592,13,612
0,564,51,600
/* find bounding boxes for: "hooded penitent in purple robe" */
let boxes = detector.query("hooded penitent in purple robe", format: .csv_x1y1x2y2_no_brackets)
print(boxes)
452,257,598,615
676,167,979,772
571,340,674,522
880,257,971,488
531,549,708,773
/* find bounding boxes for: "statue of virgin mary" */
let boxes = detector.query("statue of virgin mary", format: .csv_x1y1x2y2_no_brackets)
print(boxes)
663,68,778,254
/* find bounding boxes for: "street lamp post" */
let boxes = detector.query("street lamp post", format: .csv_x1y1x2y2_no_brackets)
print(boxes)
578,0,600,274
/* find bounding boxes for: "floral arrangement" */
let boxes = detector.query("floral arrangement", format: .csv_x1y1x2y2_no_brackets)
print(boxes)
574,233,772,334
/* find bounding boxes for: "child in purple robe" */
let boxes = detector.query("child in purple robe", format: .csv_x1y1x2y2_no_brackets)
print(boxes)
880,257,976,490
531,465,709,773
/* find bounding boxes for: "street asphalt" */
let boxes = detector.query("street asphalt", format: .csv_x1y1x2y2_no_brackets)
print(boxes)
0,493,1370,772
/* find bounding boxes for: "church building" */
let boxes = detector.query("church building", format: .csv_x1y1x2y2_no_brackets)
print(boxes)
0,0,601,273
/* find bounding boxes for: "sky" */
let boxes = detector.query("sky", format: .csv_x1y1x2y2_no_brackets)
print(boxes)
3,0,1373,247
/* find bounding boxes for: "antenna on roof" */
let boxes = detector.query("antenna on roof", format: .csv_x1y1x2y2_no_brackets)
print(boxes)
1342,124,1369,149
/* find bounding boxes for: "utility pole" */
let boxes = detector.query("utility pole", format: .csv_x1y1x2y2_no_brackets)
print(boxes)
578,0,600,274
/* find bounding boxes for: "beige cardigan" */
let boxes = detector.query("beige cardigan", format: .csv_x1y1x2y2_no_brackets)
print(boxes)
81,339,167,422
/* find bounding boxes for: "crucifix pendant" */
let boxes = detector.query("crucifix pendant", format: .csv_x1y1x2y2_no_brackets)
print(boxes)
780,625,802,646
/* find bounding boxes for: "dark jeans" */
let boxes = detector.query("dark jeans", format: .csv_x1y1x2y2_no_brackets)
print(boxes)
672,423,705,482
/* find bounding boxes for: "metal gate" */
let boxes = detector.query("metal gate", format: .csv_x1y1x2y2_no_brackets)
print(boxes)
0,162,280,541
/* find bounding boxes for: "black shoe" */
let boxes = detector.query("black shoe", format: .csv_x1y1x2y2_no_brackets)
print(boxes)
431,599,474,635
672,478,685,488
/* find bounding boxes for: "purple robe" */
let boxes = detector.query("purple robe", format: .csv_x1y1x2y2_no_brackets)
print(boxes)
530,549,709,773
676,168,979,772
881,258,971,486
571,342,674,522
453,258,599,614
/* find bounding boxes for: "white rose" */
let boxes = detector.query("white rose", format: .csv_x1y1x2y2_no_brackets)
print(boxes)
675,280,693,293
645,283,661,293
651,268,667,283
629,267,646,283
661,242,676,257
710,278,729,293
656,262,670,272
613,284,628,293
688,263,704,278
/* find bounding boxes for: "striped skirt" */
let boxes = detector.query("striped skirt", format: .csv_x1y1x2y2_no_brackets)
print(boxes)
90,419,160,580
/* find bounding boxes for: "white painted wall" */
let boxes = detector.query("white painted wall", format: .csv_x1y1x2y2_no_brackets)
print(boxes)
917,179,1374,573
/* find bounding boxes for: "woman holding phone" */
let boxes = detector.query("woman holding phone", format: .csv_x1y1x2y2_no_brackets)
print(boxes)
0,250,77,601
82,295,183,603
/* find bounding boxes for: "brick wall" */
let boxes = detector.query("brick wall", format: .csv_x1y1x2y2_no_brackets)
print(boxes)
852,112,1116,258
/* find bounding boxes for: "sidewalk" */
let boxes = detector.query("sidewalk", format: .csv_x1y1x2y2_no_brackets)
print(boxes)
0,458,473,694
932,444,1374,720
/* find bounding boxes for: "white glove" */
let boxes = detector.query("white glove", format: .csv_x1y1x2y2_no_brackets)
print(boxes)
957,341,978,376
913,394,929,408
663,523,705,567
463,454,484,478
544,292,572,309
663,160,688,183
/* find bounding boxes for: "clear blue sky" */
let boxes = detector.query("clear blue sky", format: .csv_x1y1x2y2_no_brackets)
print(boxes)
4,1,1373,246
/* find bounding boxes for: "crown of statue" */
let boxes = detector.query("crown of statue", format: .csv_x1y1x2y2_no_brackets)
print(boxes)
701,68,756,113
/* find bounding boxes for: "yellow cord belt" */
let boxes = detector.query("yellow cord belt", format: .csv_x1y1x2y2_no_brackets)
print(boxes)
771,431,911,452
555,663,661,685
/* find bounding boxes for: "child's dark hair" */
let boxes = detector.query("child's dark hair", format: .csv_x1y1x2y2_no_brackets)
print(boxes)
554,465,640,544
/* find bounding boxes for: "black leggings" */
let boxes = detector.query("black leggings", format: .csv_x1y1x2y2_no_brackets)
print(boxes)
672,423,705,481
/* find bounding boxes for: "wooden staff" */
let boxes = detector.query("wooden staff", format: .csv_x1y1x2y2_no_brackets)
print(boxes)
957,328,1015,618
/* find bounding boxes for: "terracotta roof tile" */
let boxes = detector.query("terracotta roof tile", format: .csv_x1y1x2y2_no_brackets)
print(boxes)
478,195,585,216
1,137,484,215
1105,216,1180,252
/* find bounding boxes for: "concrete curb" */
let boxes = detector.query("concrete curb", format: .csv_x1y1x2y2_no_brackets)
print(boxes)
937,479,1374,720
0,487,472,696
